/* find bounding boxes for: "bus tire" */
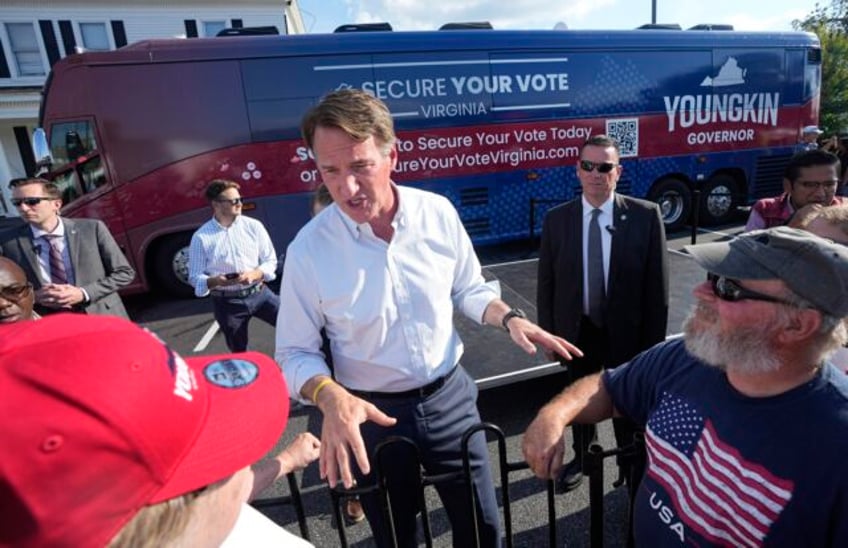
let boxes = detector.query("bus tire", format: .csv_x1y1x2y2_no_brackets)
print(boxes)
648,178,691,232
151,233,194,298
699,174,739,226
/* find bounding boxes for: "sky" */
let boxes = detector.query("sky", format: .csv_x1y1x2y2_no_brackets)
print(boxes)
295,0,822,34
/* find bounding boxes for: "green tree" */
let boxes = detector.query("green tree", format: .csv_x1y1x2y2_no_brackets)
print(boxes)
794,1,848,134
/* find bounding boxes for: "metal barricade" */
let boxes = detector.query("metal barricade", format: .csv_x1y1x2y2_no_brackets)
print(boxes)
583,433,646,548
330,423,558,548
257,424,645,547
328,423,648,547
250,471,311,541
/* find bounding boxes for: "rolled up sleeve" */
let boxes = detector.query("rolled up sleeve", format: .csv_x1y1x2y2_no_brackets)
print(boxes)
254,223,278,282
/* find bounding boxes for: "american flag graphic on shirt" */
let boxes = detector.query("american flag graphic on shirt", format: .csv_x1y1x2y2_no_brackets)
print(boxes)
645,393,794,547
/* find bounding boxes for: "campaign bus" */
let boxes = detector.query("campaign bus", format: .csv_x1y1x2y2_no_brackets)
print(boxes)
35,27,821,295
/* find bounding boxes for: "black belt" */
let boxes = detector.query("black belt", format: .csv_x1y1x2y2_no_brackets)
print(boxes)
210,283,263,299
347,367,458,400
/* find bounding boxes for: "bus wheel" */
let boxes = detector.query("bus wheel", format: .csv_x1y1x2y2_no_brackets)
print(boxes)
151,233,194,298
648,178,691,232
699,174,739,226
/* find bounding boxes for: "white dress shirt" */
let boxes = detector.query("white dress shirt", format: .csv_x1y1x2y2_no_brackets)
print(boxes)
581,196,613,317
220,504,313,547
188,214,278,297
276,185,498,400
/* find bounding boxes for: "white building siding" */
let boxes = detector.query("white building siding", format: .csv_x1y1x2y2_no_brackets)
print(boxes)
120,9,286,42
0,1,291,216
1,6,285,58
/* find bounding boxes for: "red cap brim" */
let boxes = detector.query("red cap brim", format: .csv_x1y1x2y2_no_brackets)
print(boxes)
149,352,290,502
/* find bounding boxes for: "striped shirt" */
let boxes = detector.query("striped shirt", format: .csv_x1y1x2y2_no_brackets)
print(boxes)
188,214,277,297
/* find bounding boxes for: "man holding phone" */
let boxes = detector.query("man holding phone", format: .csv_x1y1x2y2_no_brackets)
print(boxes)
188,179,279,352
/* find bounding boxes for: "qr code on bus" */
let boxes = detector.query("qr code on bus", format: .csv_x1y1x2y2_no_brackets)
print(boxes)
606,118,638,158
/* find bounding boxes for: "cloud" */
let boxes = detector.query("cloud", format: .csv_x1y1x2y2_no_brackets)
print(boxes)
326,0,810,33
346,0,615,31
723,9,811,31
656,3,809,31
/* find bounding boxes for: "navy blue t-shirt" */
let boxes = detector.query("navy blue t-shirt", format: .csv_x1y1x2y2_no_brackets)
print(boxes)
604,338,848,547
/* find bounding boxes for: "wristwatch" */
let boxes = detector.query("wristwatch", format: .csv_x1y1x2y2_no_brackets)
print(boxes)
502,308,527,332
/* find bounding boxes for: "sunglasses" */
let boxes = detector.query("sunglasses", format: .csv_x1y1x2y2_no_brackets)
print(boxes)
11,197,55,207
579,160,618,174
0,283,33,302
707,273,794,306
215,197,243,205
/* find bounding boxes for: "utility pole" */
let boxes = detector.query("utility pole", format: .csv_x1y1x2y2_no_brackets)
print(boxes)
652,0,657,24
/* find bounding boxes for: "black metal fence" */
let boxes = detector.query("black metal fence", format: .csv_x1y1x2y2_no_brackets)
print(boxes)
256,423,645,547
252,471,313,541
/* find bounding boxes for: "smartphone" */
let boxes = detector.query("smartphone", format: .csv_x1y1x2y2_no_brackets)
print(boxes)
225,272,240,280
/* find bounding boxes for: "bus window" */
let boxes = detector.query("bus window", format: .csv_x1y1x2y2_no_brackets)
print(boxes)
47,119,108,204
49,154,106,205
51,168,82,205
49,121,98,170
80,155,107,193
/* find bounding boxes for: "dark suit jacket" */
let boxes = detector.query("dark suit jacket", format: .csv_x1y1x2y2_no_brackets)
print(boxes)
537,193,669,367
0,217,135,318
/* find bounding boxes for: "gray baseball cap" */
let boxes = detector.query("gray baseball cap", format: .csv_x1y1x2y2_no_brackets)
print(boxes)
684,226,848,317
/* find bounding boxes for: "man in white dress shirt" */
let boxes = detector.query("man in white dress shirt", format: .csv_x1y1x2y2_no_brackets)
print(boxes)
276,89,581,547
188,179,279,352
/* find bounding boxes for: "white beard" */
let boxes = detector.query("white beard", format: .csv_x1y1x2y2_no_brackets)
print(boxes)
683,303,783,375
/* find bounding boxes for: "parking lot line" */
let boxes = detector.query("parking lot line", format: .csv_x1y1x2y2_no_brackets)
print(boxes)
193,321,219,353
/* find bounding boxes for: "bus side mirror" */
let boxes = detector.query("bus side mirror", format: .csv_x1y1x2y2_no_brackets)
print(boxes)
31,128,53,175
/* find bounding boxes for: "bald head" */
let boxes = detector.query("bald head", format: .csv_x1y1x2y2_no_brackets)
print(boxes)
0,257,35,323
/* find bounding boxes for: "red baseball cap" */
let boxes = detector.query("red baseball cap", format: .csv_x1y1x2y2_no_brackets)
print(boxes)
0,314,290,547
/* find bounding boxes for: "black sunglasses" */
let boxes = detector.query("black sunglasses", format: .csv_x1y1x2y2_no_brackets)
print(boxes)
707,273,794,306
11,197,55,207
579,160,618,174
215,197,243,205
0,283,33,302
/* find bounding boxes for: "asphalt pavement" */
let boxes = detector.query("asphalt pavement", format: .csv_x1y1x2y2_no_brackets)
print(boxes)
124,222,746,547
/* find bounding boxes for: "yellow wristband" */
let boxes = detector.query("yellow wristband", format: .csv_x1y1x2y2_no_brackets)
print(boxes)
311,378,334,403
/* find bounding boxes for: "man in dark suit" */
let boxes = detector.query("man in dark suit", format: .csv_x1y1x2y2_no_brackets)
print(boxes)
537,135,668,492
0,177,134,318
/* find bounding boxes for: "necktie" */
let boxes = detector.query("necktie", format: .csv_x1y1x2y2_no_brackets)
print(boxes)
588,208,605,327
43,234,68,284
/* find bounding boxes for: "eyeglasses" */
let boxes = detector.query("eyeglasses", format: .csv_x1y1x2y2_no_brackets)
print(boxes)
11,197,55,208
0,283,33,302
215,197,243,205
795,180,838,190
707,273,794,306
579,160,618,174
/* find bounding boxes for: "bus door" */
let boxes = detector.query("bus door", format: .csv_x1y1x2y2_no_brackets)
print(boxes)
40,118,138,273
